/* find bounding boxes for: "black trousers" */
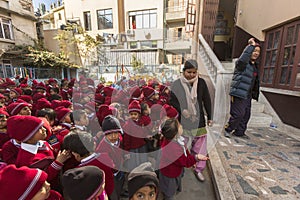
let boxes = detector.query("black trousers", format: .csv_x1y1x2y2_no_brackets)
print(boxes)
225,96,252,136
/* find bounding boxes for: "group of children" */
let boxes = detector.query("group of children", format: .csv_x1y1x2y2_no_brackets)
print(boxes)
0,75,208,200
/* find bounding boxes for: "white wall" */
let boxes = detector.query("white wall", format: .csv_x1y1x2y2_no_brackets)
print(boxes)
236,0,300,40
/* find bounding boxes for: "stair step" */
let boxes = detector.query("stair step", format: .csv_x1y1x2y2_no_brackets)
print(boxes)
251,101,265,113
249,112,272,127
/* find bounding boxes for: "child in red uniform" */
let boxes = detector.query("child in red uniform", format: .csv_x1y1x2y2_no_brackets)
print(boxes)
0,109,9,158
6,115,70,182
123,100,151,171
0,165,62,200
62,130,115,198
62,166,108,200
96,115,125,199
159,118,208,199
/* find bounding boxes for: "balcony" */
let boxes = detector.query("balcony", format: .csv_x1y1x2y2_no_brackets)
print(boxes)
165,5,187,22
164,34,191,53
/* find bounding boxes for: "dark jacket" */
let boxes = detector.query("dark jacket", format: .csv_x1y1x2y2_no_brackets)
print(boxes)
170,77,212,130
229,45,260,100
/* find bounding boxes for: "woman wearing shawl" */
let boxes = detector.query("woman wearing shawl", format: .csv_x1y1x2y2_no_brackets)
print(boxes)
169,59,213,182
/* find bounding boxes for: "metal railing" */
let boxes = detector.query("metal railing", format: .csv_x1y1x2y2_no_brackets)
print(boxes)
198,34,225,86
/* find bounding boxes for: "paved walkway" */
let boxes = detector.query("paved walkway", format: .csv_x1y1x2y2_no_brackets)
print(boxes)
211,127,300,199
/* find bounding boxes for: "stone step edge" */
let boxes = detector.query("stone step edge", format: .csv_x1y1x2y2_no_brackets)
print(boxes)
208,144,236,200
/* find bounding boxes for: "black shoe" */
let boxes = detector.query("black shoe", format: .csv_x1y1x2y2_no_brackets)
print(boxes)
232,132,249,139
224,130,231,138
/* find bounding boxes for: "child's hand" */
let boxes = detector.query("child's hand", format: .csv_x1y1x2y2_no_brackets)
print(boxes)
56,150,71,164
196,154,209,161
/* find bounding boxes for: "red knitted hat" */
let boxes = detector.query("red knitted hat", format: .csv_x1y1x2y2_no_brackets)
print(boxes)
128,100,141,114
10,88,22,96
101,87,115,97
32,93,46,103
6,102,32,116
160,85,169,94
0,93,4,99
94,93,105,104
18,95,33,103
59,100,72,108
55,106,71,122
160,104,178,119
130,86,141,99
36,82,46,90
0,165,48,200
38,117,52,140
51,100,61,109
112,90,129,105
84,101,96,112
36,98,51,111
96,83,104,93
0,108,9,117
96,104,117,126
7,115,44,142
48,78,57,85
142,86,156,99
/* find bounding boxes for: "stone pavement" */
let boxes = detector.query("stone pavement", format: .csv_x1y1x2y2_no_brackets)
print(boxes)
210,127,300,200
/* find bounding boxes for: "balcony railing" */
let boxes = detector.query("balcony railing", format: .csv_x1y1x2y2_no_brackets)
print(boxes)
166,5,187,13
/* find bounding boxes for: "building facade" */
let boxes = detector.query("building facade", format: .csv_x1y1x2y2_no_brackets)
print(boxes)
0,0,37,78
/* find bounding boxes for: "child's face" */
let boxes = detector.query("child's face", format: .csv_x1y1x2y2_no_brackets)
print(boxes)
143,105,151,116
130,185,157,200
0,115,7,129
151,93,159,100
19,106,31,116
28,127,47,144
49,89,57,95
31,181,51,200
129,111,140,121
9,91,17,99
63,113,72,124
105,132,120,144
0,98,5,103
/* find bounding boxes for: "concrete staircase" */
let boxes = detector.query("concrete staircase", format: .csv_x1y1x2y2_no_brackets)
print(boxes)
249,100,273,127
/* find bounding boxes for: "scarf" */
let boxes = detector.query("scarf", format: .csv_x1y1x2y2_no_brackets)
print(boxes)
180,75,198,116
175,136,187,157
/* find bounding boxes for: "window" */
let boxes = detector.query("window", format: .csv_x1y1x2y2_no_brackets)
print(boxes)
97,9,113,30
140,40,157,49
130,41,137,49
261,20,300,90
83,11,92,31
129,9,157,29
0,18,13,40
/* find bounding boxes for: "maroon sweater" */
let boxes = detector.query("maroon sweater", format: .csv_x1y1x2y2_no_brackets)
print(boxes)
78,153,115,195
159,138,197,178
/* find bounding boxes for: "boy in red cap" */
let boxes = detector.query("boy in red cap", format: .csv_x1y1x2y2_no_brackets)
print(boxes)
0,165,63,200
6,115,71,181
123,100,152,171
96,115,125,199
63,130,115,198
142,86,161,107
6,101,32,116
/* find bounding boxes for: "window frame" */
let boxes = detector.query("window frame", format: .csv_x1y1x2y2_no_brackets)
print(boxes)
0,17,14,40
97,8,113,30
261,19,300,91
129,9,157,29
83,11,92,31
